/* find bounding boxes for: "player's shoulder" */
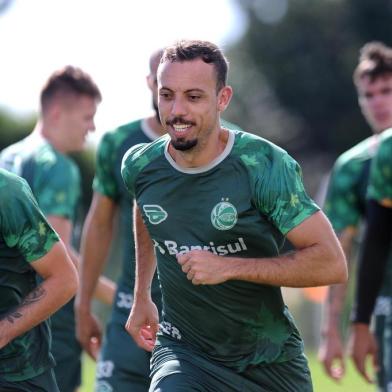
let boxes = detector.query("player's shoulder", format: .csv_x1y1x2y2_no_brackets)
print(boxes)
232,129,289,165
101,119,143,142
334,135,376,172
0,168,32,204
122,134,168,175
379,128,392,149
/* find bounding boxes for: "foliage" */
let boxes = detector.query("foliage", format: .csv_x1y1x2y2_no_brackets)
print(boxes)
226,0,392,187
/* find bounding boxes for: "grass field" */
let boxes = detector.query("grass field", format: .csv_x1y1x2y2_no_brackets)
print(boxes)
80,351,374,391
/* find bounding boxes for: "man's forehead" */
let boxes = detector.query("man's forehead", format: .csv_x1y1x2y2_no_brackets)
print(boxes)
157,59,216,87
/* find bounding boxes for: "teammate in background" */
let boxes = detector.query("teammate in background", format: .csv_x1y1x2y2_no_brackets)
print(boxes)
0,168,78,391
75,49,166,392
318,42,392,388
122,39,347,392
350,128,392,384
0,66,115,392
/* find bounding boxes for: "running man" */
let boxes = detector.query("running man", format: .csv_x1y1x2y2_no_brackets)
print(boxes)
122,39,347,392
318,42,392,389
0,66,115,392
0,168,78,391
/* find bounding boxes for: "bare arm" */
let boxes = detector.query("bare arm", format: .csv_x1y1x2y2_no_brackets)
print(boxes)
178,211,347,287
318,226,356,380
125,202,159,352
48,213,116,306
74,193,117,359
0,241,78,349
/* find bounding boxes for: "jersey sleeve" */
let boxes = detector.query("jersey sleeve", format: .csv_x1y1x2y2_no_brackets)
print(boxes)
253,152,319,235
323,158,363,232
121,143,148,198
34,156,80,220
93,131,120,200
368,133,392,202
1,174,59,262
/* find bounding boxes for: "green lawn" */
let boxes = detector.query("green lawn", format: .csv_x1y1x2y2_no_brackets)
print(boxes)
80,352,374,391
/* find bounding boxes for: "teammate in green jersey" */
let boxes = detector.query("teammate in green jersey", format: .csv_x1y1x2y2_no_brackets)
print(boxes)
0,168,78,391
0,66,115,392
318,42,392,388
350,128,392,385
122,39,347,392
75,49,166,392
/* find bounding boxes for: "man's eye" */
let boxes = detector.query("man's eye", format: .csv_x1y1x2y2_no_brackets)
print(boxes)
189,95,200,101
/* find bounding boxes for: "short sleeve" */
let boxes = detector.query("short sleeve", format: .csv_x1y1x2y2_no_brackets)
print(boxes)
121,143,147,199
323,160,363,232
93,132,120,200
1,175,59,262
254,153,319,235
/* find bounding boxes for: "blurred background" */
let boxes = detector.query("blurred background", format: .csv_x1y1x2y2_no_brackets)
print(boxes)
1,0,391,390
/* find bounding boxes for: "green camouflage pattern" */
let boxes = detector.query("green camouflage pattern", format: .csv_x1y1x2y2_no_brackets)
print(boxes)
0,169,59,381
368,128,392,201
122,129,319,371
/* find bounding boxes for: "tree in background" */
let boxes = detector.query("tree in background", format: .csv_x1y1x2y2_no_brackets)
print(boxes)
226,0,392,193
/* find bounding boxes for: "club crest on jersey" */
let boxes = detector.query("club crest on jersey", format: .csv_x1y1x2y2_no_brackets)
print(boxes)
143,205,168,225
211,199,238,230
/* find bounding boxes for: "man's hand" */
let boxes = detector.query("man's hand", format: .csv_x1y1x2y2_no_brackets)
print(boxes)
125,297,159,352
349,323,379,383
75,307,102,360
318,327,345,381
177,250,229,285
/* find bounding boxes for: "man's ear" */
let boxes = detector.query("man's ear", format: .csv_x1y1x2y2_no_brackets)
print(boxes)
217,86,233,112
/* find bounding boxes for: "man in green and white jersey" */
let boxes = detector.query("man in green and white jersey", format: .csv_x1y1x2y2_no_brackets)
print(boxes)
0,66,114,392
318,42,392,389
0,168,78,391
122,40,347,392
350,128,392,385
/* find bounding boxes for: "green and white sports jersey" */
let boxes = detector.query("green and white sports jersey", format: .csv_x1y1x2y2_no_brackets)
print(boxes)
93,119,163,323
324,135,379,231
0,169,59,381
324,133,392,296
122,129,319,371
0,134,80,220
368,128,392,201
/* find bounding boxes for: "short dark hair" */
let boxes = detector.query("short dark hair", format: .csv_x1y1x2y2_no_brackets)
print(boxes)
40,66,102,112
353,41,392,86
161,40,229,91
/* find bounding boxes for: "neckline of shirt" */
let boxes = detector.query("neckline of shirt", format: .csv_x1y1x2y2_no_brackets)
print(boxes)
163,128,235,174
141,118,162,141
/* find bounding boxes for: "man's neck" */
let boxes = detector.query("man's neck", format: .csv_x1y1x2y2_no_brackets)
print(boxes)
168,127,229,168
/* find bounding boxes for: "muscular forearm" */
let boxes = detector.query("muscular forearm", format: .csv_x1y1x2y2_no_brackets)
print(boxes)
224,243,346,287
324,228,356,331
0,271,76,349
78,219,114,310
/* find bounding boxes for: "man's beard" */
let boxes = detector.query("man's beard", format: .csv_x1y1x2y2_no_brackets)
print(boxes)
166,116,198,151
171,138,198,151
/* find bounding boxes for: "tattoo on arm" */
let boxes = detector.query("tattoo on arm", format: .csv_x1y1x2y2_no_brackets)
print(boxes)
5,286,46,324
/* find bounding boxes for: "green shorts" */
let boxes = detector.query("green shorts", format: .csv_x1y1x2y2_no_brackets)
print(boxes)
0,368,59,392
150,343,313,392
